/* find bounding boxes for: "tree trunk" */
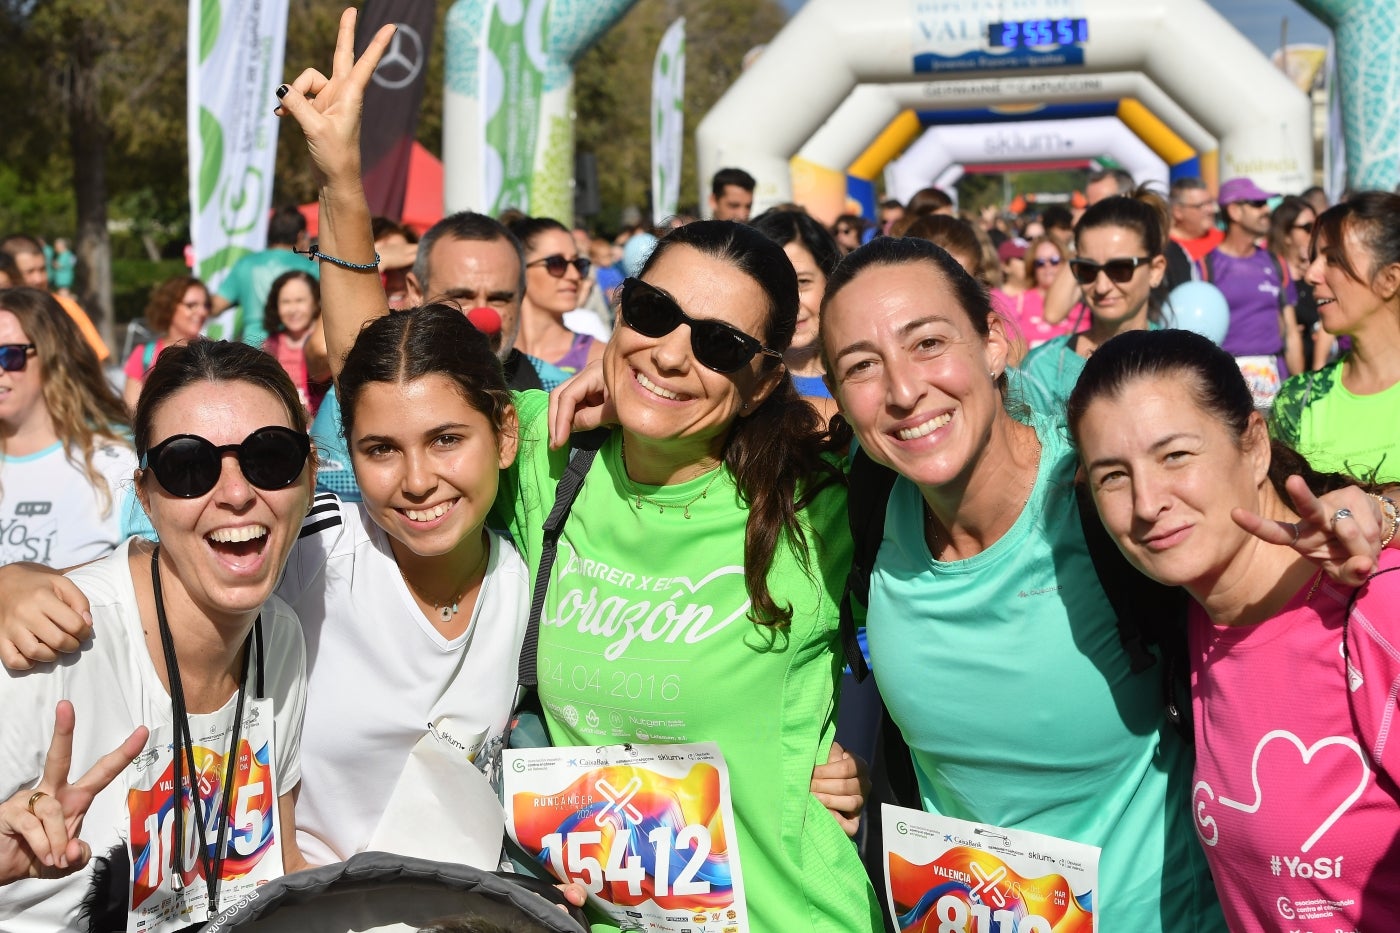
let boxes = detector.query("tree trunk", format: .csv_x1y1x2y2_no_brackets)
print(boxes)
68,40,113,350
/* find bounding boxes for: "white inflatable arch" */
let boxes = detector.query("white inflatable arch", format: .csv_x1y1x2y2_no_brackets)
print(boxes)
698,0,1311,217
797,72,1215,181
883,116,1169,204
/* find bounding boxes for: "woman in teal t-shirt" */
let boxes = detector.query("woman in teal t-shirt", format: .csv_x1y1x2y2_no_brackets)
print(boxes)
1020,189,1168,411
820,236,1226,931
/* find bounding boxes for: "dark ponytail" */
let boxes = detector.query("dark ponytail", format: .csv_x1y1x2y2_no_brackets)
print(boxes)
640,221,844,627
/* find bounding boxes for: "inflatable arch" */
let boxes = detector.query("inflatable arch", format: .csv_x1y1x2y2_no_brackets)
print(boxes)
794,72,1215,216
800,72,1214,175
1297,0,1400,189
882,115,1170,206
698,0,1312,218
441,0,637,222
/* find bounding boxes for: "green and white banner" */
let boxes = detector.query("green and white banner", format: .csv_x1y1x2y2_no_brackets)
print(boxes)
187,0,289,292
650,17,685,226
481,0,551,215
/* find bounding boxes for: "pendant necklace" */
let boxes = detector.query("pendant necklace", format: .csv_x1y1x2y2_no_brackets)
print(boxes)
150,546,264,920
619,438,723,519
399,537,490,623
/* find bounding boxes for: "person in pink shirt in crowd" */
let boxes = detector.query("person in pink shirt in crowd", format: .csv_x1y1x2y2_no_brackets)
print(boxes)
261,270,331,416
122,276,210,410
1069,328,1400,933
992,235,1085,351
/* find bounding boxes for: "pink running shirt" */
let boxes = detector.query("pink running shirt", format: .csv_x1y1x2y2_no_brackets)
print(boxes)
1190,551,1400,932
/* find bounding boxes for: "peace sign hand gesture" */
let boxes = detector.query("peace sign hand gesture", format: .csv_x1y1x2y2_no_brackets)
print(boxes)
274,7,396,191
1233,475,1386,586
0,701,149,885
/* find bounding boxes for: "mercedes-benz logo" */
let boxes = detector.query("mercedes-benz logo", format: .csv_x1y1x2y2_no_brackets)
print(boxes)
372,23,424,90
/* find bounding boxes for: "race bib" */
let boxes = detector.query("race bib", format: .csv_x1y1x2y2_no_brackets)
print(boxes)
125,698,282,933
1235,355,1282,411
505,742,749,932
882,804,1100,933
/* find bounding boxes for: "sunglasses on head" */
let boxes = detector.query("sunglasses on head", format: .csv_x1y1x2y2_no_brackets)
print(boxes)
141,425,310,499
1032,256,1062,268
1069,256,1151,285
620,278,783,374
0,344,36,372
527,254,591,278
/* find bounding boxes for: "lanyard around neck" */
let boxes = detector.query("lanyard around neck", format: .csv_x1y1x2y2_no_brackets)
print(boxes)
149,546,263,919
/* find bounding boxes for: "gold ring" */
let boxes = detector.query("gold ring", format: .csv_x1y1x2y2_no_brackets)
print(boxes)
26,790,48,816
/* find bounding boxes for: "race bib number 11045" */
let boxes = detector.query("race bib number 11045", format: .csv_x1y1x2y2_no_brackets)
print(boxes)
505,742,748,933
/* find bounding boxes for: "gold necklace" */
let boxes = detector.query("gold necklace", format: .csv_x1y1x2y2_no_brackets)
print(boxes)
398,539,490,623
620,439,723,519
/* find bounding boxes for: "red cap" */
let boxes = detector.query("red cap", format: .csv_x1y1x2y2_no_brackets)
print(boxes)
465,306,502,337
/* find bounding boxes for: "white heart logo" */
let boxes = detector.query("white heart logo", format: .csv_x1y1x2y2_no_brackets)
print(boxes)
1193,729,1370,853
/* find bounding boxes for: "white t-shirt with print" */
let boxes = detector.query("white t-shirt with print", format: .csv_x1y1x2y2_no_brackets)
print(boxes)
277,493,530,866
0,538,307,932
0,439,137,567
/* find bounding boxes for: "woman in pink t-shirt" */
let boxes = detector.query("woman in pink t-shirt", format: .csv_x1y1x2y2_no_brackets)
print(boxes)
1068,328,1400,933
992,235,1084,351
261,270,331,416
122,276,209,411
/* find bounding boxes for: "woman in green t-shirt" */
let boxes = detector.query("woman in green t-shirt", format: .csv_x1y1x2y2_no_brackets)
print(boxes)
1270,191,1400,483
268,14,882,931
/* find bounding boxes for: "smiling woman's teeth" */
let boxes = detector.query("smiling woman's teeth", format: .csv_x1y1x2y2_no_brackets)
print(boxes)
208,525,268,543
636,371,682,400
405,502,454,522
898,413,953,440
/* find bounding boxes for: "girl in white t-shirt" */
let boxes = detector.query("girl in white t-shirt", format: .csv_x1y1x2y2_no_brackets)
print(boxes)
276,304,531,865
0,339,315,931
0,287,137,572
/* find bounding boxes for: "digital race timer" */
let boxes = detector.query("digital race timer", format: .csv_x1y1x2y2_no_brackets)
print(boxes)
987,18,1090,49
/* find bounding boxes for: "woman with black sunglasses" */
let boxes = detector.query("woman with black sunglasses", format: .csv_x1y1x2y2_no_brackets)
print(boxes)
1268,195,1329,372
0,339,313,929
0,287,137,571
1019,189,1169,410
509,217,607,374
272,13,881,931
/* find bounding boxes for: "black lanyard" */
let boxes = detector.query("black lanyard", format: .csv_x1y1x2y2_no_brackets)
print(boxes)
150,547,264,919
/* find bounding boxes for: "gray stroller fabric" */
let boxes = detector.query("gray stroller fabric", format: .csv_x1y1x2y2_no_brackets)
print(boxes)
204,851,586,933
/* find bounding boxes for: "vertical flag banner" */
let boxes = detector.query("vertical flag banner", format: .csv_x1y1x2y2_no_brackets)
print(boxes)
187,0,289,290
651,17,686,226
355,0,437,222
481,0,551,215
1323,39,1347,203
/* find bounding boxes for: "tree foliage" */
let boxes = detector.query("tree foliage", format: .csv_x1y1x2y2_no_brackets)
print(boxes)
573,0,787,231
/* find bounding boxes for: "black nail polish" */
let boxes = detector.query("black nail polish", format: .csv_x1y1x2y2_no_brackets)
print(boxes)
276,84,289,99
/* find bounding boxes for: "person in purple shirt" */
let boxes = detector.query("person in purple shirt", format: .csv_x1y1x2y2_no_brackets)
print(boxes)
1202,177,1304,410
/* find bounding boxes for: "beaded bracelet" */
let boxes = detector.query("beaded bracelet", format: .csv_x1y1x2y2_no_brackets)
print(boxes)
296,246,380,271
1371,493,1399,548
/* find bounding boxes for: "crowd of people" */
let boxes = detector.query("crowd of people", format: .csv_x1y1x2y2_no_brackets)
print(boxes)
1,9,1399,932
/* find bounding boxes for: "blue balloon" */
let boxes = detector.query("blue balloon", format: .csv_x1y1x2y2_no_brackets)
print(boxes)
1164,281,1230,345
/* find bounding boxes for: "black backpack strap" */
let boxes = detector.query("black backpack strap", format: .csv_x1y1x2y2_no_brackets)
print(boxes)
517,428,610,689
840,447,899,683
1074,482,1193,736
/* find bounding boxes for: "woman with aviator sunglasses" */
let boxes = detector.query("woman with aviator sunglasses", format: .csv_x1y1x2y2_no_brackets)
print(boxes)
509,217,607,375
0,287,138,572
272,14,882,929
0,340,313,930
1020,190,1169,409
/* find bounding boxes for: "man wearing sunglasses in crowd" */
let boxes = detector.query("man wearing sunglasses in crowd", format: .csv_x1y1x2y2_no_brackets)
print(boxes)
307,211,569,503
1202,176,1304,408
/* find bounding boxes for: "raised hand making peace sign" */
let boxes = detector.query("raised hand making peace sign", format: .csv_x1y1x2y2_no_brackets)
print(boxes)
0,701,147,885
